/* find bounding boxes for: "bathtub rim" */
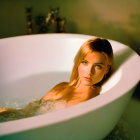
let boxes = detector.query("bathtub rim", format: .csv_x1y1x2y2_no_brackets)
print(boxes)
0,33,140,136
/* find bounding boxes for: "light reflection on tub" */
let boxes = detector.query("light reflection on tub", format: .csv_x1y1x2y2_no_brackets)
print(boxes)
0,34,140,140
101,69,122,94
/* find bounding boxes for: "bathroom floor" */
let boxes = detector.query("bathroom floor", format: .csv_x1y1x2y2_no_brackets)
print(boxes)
104,83,140,140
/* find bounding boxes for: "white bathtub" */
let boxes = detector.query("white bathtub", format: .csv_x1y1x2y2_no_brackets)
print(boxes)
0,34,139,140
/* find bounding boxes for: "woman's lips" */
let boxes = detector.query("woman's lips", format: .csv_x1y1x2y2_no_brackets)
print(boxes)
84,77,92,81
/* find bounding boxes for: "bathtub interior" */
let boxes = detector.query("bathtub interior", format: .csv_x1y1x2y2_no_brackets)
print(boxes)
0,34,139,108
0,34,126,109
0,34,140,139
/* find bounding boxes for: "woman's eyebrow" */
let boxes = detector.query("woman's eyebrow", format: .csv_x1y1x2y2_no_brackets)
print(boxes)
82,59,88,61
95,62,105,65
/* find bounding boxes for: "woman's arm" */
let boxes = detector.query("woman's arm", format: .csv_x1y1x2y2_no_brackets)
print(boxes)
0,107,17,114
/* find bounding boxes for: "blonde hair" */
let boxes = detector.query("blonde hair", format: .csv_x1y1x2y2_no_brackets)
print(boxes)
69,37,114,87
41,37,114,102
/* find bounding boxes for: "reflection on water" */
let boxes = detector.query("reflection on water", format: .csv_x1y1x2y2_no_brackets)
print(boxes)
0,71,69,122
0,100,66,122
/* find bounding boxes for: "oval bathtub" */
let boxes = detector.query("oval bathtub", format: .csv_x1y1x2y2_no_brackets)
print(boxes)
0,34,140,140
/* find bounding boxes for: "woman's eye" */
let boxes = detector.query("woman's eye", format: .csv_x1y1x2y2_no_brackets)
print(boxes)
81,60,88,65
96,65,102,69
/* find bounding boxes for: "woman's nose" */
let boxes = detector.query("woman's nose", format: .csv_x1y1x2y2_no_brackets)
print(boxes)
88,66,95,75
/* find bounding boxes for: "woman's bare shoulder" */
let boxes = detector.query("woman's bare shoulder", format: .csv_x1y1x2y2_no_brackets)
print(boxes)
52,82,69,90
41,82,68,102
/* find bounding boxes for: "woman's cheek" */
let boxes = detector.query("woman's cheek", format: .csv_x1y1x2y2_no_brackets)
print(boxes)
94,70,105,81
78,65,86,77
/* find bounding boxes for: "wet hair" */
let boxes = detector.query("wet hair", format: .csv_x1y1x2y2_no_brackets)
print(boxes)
69,37,114,87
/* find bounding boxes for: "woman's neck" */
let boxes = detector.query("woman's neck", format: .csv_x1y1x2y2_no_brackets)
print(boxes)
66,83,98,107
74,80,95,91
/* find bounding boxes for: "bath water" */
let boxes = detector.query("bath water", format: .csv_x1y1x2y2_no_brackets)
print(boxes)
0,100,134,140
0,100,66,122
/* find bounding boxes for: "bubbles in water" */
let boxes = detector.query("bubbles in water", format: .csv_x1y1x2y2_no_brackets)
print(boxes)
0,100,67,123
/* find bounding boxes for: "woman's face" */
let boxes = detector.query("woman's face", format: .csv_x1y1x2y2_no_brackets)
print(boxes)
78,51,109,86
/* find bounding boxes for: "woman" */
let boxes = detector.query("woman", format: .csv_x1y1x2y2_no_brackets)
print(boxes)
0,37,113,121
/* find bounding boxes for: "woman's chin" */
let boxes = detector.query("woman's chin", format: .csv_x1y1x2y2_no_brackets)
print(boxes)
82,81,94,86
